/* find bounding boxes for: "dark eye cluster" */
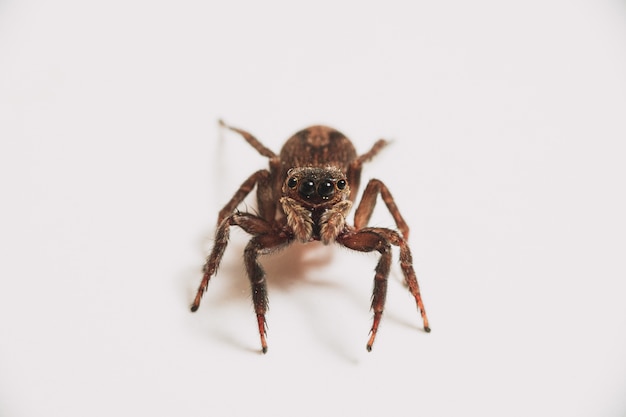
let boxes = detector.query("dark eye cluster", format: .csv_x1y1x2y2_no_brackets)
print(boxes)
287,177,347,199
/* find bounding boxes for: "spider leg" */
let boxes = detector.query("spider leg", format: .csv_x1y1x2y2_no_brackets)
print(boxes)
191,213,274,311
337,229,392,351
191,212,292,354
366,227,430,334
216,121,281,223
354,178,409,239
353,182,429,330
244,232,292,353
346,139,387,201
217,169,274,224
338,227,430,351
219,119,277,159
191,215,234,312
356,139,388,164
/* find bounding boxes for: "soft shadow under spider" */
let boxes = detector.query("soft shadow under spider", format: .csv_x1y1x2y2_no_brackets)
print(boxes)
261,241,337,288
192,240,344,353
213,240,338,306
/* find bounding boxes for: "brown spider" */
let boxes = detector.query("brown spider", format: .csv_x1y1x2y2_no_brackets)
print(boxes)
191,120,430,353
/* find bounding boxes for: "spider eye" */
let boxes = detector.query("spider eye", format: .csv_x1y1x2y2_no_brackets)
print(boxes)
287,177,298,189
299,179,316,197
317,180,334,198
337,179,347,190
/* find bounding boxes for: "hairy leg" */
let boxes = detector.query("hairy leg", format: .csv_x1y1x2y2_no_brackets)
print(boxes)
356,139,388,164
363,227,430,333
354,179,410,239
346,139,387,201
243,232,292,353
191,213,275,312
216,169,273,224
217,121,281,223
219,119,277,159
337,229,392,351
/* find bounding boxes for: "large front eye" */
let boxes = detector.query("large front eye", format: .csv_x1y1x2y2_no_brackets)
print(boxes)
317,180,334,198
298,179,316,197
287,177,298,189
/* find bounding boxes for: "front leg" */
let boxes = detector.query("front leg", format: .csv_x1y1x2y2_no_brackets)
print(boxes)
244,232,292,353
367,227,430,333
191,212,293,354
191,213,275,312
337,229,393,351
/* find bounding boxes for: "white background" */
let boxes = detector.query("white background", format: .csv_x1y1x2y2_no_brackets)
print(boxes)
1,0,626,416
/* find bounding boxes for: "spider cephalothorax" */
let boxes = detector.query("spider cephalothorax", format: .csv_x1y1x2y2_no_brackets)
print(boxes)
191,120,430,353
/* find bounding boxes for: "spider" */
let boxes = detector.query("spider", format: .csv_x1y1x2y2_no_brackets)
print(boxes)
191,120,430,353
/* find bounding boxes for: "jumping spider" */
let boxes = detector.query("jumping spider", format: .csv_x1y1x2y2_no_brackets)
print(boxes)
191,120,430,353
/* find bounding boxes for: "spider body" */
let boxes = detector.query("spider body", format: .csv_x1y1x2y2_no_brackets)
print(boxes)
191,120,430,353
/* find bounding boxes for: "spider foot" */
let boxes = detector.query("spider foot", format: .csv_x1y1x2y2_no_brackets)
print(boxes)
366,317,380,352
257,314,268,354
366,331,377,352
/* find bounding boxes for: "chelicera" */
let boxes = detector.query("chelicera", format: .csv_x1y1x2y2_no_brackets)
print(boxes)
191,120,430,353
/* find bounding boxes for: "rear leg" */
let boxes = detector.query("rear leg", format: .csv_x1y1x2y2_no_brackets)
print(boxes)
219,119,277,159
346,139,388,201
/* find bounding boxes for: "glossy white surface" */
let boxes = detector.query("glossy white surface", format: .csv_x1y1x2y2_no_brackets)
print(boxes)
1,1,626,416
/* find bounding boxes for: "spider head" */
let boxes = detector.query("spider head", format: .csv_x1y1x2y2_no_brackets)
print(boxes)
283,166,350,208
